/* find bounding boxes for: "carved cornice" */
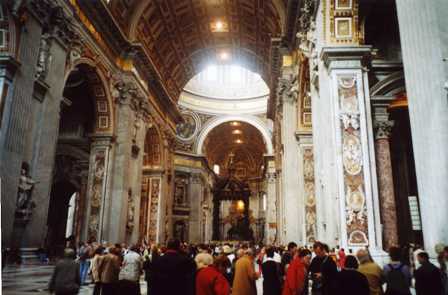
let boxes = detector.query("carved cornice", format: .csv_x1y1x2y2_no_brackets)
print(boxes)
321,46,372,69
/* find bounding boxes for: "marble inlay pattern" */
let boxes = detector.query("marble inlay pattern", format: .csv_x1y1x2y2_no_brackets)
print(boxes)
337,75,369,246
148,178,161,243
303,147,317,244
87,150,106,240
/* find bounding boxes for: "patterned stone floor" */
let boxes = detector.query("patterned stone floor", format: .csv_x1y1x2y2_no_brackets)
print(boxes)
1,262,264,295
1,263,147,295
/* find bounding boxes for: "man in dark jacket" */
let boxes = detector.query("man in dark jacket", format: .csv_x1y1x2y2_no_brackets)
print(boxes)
261,247,282,295
49,248,80,295
312,242,338,295
414,251,444,295
334,255,369,295
151,239,196,295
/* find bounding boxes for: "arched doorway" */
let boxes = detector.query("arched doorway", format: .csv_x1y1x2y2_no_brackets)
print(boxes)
46,63,112,255
139,126,163,243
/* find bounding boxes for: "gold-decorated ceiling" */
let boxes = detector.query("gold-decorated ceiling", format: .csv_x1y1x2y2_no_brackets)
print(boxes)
203,121,266,178
109,0,282,100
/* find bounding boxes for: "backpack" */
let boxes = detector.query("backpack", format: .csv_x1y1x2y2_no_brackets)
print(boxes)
385,263,411,295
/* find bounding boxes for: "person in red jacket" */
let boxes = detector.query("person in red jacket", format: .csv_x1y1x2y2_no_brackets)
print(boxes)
282,248,312,295
195,253,230,295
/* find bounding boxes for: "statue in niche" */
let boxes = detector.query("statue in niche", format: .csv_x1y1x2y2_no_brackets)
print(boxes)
126,189,135,233
16,162,38,221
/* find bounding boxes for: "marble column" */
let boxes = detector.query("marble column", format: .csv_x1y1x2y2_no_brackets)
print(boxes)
321,47,383,254
188,173,202,243
265,157,277,244
395,0,448,255
279,66,303,244
373,119,399,250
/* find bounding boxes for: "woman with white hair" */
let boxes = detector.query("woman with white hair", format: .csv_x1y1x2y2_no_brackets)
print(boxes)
195,253,230,295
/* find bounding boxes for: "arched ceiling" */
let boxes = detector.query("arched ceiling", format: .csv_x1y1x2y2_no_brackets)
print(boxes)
203,121,266,178
109,0,283,100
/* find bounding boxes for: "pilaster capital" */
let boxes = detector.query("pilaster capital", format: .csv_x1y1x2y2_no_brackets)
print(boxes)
190,173,202,184
112,78,152,122
374,120,394,140
266,172,277,183
277,73,298,105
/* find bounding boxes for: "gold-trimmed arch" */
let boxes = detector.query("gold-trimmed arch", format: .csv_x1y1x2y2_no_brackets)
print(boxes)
143,123,164,170
64,58,115,135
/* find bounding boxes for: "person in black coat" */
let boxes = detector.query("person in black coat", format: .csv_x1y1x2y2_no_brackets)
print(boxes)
312,242,338,295
48,248,81,295
143,245,160,295
334,255,369,295
414,251,444,295
261,247,282,295
151,239,196,295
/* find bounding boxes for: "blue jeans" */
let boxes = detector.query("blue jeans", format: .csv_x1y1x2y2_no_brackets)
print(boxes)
79,259,90,285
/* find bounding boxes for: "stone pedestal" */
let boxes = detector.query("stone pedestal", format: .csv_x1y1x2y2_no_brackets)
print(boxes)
321,46,383,251
374,119,399,250
396,0,448,255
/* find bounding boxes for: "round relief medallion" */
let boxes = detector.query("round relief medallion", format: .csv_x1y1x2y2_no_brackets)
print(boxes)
346,186,365,213
176,111,200,141
342,134,362,175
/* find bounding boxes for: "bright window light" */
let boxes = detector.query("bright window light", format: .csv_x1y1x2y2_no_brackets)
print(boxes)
263,193,267,211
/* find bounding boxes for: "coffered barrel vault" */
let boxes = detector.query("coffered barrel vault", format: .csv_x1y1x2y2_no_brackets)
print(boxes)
108,0,283,100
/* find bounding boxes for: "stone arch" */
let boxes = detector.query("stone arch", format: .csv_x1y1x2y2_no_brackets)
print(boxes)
195,115,273,155
64,59,115,134
143,124,164,169
370,71,405,96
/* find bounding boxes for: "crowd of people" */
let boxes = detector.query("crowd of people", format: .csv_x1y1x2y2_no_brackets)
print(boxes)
48,239,448,295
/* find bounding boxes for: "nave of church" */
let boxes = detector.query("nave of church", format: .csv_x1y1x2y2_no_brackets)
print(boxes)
0,0,447,294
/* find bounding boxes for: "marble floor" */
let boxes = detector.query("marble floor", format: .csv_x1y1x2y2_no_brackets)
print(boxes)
1,263,147,295
2,263,260,295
